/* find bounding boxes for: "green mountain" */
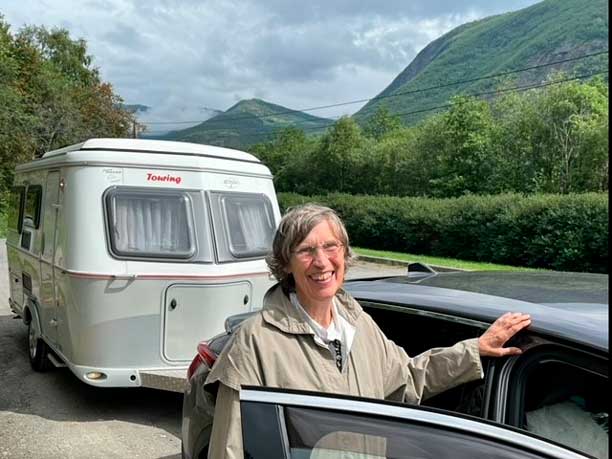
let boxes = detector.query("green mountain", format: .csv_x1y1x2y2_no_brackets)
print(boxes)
162,98,333,149
355,0,609,124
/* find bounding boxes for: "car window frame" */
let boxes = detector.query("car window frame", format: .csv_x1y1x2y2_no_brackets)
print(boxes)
492,342,609,457
358,299,492,417
240,387,592,459
482,337,609,459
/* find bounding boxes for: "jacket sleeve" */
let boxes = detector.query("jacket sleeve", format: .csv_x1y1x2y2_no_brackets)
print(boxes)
207,383,243,459
382,333,484,404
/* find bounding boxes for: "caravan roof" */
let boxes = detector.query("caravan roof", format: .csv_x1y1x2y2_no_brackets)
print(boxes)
16,138,269,175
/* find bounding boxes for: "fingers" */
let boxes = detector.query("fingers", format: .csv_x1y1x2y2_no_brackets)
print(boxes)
509,317,531,333
500,312,531,324
496,312,531,335
479,312,532,357
498,346,523,356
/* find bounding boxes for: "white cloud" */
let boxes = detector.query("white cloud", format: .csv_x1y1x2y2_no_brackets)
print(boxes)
1,0,541,133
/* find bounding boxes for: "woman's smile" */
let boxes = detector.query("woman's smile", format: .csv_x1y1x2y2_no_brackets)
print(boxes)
288,220,345,311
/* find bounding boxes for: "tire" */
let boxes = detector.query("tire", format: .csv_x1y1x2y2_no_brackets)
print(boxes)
28,319,52,372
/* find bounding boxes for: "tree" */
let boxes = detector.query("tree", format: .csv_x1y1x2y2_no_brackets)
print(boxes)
421,96,498,197
13,25,134,156
0,18,134,200
493,75,609,194
536,76,608,193
310,117,365,194
363,105,402,140
0,17,35,195
250,127,318,193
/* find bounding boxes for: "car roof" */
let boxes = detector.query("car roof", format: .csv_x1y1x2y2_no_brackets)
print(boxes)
345,271,608,353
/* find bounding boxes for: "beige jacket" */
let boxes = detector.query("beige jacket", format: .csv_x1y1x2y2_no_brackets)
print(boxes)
205,285,483,458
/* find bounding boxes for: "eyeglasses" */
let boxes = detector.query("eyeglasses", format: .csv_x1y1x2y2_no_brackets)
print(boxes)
293,241,344,261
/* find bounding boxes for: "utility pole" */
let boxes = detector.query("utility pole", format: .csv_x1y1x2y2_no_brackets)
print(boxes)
132,120,137,139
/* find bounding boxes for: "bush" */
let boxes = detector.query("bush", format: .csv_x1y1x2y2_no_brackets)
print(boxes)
278,192,608,273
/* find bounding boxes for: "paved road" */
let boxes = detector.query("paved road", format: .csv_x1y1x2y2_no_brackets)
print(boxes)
0,241,405,458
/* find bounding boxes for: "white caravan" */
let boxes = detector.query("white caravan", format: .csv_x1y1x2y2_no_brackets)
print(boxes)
6,138,280,389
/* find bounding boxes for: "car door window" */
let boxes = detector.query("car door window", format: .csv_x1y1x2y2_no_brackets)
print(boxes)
505,350,608,459
360,300,488,417
284,406,549,459
241,389,589,459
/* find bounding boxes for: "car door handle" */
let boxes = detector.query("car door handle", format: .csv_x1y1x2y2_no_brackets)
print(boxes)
49,319,58,327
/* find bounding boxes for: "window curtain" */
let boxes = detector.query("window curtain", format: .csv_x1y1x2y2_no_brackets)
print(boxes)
112,194,191,255
227,199,273,254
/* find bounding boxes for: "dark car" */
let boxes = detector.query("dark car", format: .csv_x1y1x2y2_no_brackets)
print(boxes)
182,268,608,459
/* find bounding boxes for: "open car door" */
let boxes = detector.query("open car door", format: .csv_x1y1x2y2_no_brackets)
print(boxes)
240,387,593,459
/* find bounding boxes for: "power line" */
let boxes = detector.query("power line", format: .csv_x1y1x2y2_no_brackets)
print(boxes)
144,68,608,138
395,70,610,121
140,49,608,126
172,69,607,142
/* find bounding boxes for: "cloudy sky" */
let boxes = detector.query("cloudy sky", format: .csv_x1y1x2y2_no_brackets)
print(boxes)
3,0,541,133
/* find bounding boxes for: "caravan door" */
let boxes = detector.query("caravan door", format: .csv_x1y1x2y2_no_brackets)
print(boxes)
39,171,61,346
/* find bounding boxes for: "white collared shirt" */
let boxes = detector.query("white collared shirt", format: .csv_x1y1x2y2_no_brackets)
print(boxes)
290,293,356,371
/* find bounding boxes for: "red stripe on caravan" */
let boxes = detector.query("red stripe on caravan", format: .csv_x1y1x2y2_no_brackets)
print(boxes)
65,271,271,280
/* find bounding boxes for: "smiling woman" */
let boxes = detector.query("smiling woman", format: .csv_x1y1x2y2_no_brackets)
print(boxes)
270,207,353,327
203,204,531,459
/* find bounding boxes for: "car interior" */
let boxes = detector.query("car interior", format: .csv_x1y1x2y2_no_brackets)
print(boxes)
361,301,490,416
507,347,608,459
363,301,609,459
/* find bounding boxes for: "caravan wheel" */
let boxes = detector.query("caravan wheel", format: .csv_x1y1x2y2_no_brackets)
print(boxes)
28,319,52,372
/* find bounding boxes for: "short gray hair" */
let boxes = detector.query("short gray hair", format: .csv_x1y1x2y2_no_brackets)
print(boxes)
266,204,355,291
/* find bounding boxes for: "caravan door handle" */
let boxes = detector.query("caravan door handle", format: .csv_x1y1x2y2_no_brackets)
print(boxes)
169,299,177,311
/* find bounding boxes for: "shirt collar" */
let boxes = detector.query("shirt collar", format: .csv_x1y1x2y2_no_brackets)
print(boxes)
289,292,340,345
261,284,362,335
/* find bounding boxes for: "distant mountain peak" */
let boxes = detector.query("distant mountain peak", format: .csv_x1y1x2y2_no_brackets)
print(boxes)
162,98,332,148
356,0,608,124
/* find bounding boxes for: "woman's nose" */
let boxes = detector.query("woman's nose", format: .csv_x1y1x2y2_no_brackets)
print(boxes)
311,248,329,265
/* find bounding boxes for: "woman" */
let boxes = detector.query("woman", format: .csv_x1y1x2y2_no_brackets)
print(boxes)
206,204,531,458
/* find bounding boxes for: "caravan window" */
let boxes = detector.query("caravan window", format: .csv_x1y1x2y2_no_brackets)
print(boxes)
105,188,196,259
7,186,25,234
211,192,275,261
23,185,42,229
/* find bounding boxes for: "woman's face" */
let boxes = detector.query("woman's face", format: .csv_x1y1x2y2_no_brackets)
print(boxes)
287,219,346,309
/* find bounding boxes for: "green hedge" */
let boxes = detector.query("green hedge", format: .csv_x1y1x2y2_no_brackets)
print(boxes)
278,192,609,273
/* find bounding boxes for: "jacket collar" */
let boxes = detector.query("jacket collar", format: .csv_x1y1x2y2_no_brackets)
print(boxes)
261,284,362,335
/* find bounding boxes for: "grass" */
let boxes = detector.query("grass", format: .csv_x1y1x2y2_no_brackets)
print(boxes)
354,247,542,272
